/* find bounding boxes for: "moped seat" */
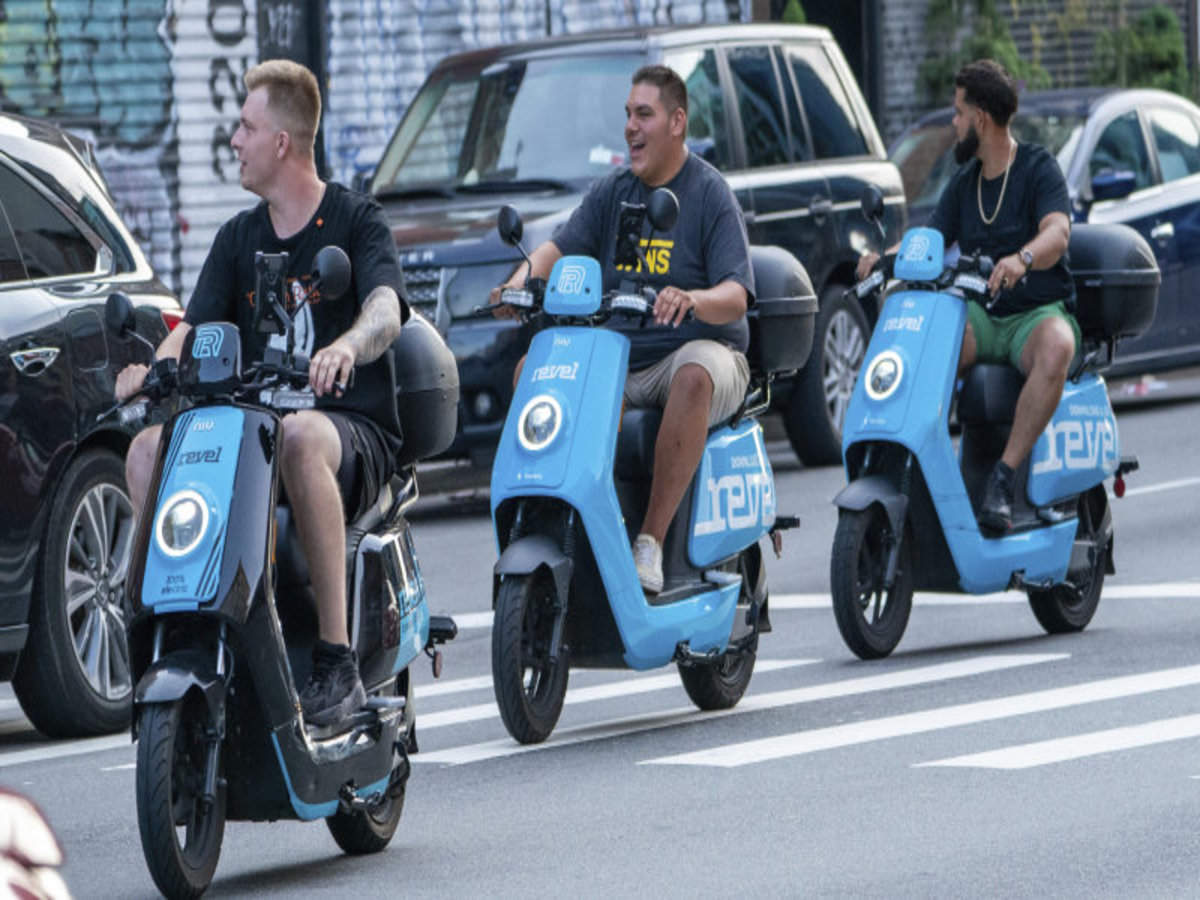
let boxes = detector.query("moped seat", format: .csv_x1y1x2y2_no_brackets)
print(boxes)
957,363,1023,425
614,407,662,481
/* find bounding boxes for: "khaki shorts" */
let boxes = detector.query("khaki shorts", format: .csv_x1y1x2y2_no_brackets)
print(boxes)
967,300,1081,371
624,340,751,426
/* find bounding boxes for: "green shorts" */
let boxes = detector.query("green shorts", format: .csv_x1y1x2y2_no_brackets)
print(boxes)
966,301,1081,371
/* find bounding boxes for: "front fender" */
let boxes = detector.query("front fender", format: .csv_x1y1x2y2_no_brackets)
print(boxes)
493,534,573,607
133,648,226,737
833,474,909,537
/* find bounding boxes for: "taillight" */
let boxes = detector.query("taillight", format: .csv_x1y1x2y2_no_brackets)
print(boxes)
161,308,184,332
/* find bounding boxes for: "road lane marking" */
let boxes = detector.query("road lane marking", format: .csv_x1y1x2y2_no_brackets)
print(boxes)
915,713,1200,769
413,653,1065,765
419,674,495,698
419,658,818,729
1121,475,1200,498
449,581,1200,623
0,734,131,769
643,662,1200,768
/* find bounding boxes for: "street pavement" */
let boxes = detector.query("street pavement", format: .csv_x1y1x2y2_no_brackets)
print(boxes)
2,377,1200,898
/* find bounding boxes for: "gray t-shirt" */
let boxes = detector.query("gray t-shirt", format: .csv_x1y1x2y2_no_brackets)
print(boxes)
552,152,754,370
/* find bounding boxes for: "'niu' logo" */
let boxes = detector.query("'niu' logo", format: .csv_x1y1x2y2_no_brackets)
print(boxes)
192,327,223,359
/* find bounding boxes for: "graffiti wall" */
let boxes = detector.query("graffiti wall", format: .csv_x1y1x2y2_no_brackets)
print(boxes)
0,0,747,303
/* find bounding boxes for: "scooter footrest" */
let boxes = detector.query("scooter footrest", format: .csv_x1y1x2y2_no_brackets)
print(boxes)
770,515,800,532
1117,455,1139,476
428,615,458,644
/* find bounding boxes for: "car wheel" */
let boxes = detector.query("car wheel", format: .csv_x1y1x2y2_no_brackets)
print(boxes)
785,286,870,466
13,449,135,737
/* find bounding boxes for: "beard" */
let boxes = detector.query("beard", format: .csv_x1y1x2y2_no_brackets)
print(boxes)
954,125,980,165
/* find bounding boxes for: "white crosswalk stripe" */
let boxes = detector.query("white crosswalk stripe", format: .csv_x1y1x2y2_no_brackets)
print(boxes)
414,653,1065,765
642,663,1200,768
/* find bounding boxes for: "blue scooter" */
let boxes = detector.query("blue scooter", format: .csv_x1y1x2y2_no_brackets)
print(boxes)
486,190,816,743
831,187,1159,658
105,247,459,897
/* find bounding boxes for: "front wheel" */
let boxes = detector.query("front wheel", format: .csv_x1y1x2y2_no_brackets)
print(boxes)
1027,486,1109,633
136,698,225,899
491,571,569,744
831,506,913,659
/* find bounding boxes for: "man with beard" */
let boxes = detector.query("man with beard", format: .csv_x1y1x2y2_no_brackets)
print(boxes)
857,59,1076,533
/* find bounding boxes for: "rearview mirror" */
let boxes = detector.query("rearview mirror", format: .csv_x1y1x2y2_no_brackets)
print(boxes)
313,245,351,300
860,185,885,223
1091,169,1137,203
105,291,135,336
647,188,679,232
497,205,524,245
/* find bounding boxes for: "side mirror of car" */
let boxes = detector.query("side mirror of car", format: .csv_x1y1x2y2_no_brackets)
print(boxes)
647,188,679,233
1091,168,1137,203
105,291,136,336
860,185,885,224
313,245,352,300
497,205,524,246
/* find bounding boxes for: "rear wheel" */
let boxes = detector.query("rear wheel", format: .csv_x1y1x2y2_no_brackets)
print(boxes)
136,698,225,899
785,287,869,467
491,571,569,744
1027,486,1109,633
326,782,404,854
831,506,913,659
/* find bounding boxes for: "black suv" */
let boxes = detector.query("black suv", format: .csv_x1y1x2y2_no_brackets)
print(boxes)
369,23,904,466
0,113,180,737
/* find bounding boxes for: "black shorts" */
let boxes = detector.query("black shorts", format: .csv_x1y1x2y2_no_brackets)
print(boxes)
323,410,395,521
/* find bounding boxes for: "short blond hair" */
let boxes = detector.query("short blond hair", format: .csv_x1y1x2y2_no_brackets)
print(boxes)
245,59,321,154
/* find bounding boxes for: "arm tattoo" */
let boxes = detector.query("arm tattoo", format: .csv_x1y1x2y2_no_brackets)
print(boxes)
341,286,402,363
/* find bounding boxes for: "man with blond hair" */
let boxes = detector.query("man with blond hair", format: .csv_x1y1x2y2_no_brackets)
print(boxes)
116,59,408,727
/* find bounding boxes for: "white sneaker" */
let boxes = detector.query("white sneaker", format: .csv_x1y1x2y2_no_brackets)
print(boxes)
633,533,663,594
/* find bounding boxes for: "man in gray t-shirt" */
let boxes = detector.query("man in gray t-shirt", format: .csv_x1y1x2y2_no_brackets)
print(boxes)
493,64,754,593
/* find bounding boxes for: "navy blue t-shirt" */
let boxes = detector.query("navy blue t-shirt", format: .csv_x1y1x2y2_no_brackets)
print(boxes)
552,153,755,370
185,182,409,446
929,142,1075,316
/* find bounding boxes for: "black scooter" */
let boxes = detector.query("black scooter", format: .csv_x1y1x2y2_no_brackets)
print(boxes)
106,246,460,898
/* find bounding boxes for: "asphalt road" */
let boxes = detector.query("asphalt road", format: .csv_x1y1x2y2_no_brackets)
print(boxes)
4,375,1200,899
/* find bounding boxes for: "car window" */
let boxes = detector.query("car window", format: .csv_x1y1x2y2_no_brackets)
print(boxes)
666,48,733,170
773,46,811,162
725,45,790,168
890,124,957,210
0,192,29,284
1148,107,1200,182
0,164,97,279
785,43,868,159
1089,111,1154,190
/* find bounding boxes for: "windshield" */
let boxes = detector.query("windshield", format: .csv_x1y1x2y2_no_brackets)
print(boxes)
892,110,1087,212
372,54,641,194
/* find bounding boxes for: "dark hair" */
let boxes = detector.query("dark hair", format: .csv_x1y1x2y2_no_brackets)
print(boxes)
955,59,1018,127
632,64,688,116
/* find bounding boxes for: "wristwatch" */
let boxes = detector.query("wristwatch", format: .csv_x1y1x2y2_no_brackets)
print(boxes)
1019,247,1034,271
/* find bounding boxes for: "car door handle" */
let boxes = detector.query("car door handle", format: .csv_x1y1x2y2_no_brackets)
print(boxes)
1151,221,1174,241
10,346,60,376
809,196,833,219
741,209,757,226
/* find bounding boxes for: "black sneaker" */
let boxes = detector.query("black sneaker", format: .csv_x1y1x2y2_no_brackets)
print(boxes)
979,461,1015,535
300,640,366,728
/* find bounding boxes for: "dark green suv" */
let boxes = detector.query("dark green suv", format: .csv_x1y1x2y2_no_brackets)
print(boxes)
370,23,905,466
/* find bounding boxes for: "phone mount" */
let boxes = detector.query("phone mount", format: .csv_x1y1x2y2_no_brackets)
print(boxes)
615,187,678,293
253,251,292,351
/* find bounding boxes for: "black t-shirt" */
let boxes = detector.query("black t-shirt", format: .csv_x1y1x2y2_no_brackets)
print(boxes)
929,142,1075,317
552,153,755,370
184,182,409,447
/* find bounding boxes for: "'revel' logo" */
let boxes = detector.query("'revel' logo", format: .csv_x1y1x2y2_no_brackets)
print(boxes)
192,327,224,360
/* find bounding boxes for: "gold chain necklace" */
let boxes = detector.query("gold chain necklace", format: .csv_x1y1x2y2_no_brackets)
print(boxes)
977,140,1016,225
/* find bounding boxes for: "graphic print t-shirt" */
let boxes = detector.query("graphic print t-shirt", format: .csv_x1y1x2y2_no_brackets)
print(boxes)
552,152,755,370
184,182,409,446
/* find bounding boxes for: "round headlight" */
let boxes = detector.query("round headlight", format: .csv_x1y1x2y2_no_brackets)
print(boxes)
517,394,563,451
154,489,210,558
864,350,903,401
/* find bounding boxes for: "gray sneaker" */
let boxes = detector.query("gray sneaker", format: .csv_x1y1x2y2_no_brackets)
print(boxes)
300,641,366,728
633,533,663,594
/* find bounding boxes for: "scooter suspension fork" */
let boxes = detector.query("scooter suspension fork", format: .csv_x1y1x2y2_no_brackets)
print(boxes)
547,508,575,663
882,451,914,589
201,623,229,809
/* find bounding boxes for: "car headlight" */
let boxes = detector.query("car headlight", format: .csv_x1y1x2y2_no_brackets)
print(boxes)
517,394,563,451
154,489,210,558
864,350,903,401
